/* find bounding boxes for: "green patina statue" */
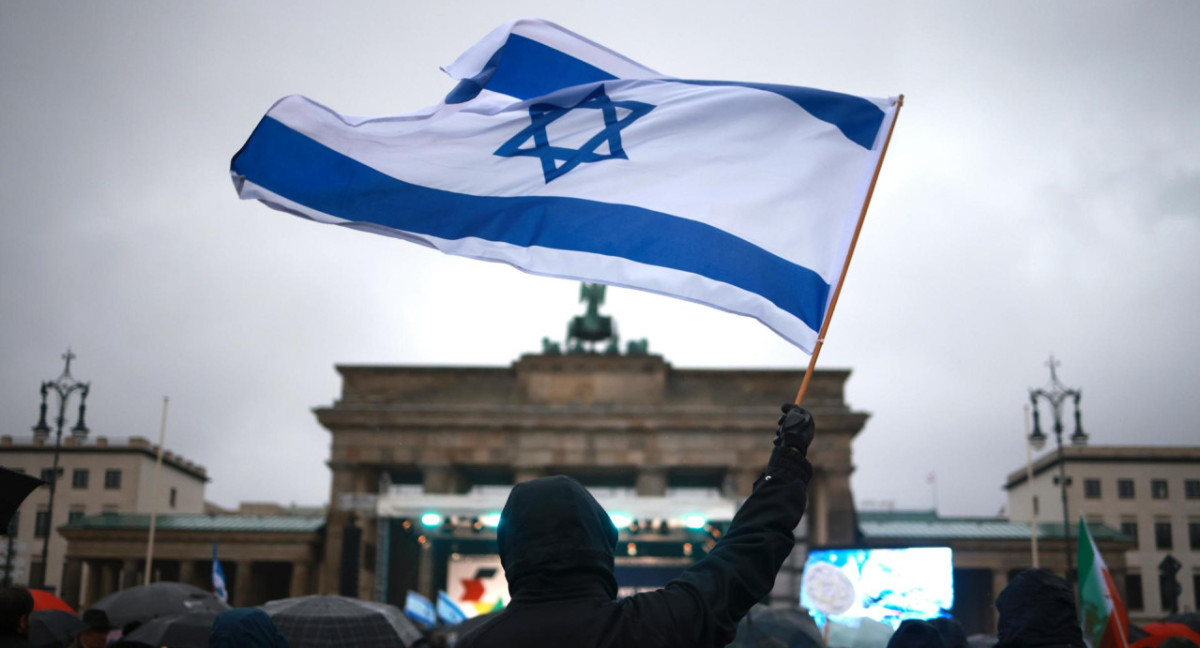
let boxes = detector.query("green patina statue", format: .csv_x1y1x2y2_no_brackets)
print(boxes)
541,282,648,355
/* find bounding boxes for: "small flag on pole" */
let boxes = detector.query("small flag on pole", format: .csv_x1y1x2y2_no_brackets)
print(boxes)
211,543,228,603
404,590,437,626
1078,516,1129,648
436,590,468,625
230,18,899,353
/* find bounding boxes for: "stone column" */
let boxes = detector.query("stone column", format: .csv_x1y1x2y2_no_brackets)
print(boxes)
233,561,254,606
822,466,857,544
635,466,667,496
98,563,116,601
120,559,140,589
60,558,83,609
290,561,310,598
179,560,195,587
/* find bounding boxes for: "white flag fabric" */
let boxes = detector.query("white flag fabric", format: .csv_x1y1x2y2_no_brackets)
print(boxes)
231,19,898,351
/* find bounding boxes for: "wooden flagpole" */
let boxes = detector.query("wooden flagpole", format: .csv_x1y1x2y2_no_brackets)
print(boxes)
794,95,904,405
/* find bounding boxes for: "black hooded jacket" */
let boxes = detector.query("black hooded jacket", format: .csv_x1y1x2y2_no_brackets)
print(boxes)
995,569,1085,648
457,461,811,648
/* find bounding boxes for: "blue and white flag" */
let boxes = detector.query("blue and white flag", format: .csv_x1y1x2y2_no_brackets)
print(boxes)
211,543,228,603
231,19,899,351
436,590,468,625
404,590,437,627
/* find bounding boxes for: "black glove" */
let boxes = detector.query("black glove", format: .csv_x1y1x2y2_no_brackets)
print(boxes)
764,404,815,483
773,404,814,457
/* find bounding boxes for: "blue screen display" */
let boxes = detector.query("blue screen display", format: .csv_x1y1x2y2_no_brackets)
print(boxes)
800,546,954,628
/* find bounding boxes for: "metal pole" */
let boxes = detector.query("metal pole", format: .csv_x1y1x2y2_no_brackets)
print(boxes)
1055,413,1073,581
37,393,68,589
144,396,169,585
1024,404,1039,569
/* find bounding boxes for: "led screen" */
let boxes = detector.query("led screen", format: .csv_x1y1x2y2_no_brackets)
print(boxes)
800,546,953,628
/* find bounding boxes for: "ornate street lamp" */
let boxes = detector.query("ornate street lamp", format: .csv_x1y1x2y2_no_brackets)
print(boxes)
30,350,90,589
1028,355,1085,582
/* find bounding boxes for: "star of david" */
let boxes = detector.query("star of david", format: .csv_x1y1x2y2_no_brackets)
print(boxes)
494,85,655,183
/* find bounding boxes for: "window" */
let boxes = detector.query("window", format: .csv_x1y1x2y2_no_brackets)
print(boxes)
6,512,17,537
1156,520,1173,550
1125,572,1144,610
104,469,122,490
1152,480,1169,500
40,468,58,483
1186,480,1200,500
1121,520,1139,549
1194,574,1200,614
72,469,89,489
34,510,50,538
67,510,85,524
169,487,177,509
1084,479,1102,499
1190,521,1200,551
1118,479,1135,499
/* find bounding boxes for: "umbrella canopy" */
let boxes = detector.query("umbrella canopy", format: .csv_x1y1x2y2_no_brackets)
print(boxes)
0,467,44,532
1131,623,1200,648
29,610,83,648
728,606,823,648
31,589,75,615
1166,613,1200,635
261,595,423,648
90,582,229,627
116,609,220,648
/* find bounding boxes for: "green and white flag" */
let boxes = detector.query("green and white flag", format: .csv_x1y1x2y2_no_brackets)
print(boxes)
1078,517,1128,648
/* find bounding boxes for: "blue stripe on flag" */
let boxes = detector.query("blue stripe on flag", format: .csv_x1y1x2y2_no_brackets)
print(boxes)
445,34,883,149
677,81,884,149
232,117,830,331
452,34,618,103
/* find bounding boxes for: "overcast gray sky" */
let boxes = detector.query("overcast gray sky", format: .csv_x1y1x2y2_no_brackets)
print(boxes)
2,1,1197,515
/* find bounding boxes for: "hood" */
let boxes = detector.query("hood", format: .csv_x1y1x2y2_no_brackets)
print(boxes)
497,475,618,602
209,608,289,648
995,569,1085,648
888,620,947,648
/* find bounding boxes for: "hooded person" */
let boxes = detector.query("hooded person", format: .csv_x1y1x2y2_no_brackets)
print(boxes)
995,569,1085,648
456,404,815,648
888,620,949,648
927,617,968,648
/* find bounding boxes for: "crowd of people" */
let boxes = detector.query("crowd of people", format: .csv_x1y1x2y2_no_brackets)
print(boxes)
1,407,1193,647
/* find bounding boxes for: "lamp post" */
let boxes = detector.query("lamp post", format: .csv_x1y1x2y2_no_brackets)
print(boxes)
1027,355,1086,583
30,350,90,590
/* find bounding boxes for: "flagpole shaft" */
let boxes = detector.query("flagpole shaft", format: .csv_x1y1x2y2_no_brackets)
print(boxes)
144,396,169,585
794,95,904,405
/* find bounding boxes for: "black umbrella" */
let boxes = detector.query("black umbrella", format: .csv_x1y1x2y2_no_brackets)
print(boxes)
115,609,219,648
728,606,823,648
261,595,424,648
29,609,83,648
0,466,44,531
90,582,229,627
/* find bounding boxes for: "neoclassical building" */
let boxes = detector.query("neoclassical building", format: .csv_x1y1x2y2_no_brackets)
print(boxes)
315,350,869,606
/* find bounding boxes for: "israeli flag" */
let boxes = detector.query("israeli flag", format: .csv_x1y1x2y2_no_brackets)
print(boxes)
231,19,899,351
436,590,468,625
211,543,228,603
404,590,437,627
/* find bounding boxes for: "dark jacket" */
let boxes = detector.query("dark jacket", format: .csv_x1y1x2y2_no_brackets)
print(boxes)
457,460,811,648
888,620,948,648
995,569,1085,648
0,632,28,648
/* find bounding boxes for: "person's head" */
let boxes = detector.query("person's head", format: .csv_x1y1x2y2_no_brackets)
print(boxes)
0,587,34,638
927,617,967,648
497,475,618,601
77,609,114,648
209,607,289,648
888,619,948,648
995,569,1084,648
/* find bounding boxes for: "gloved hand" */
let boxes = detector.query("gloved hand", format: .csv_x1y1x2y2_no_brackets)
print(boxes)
764,403,815,484
773,404,815,457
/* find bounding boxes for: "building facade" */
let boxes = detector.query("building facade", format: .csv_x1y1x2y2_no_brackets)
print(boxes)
314,352,870,606
0,434,207,591
1005,446,1200,622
